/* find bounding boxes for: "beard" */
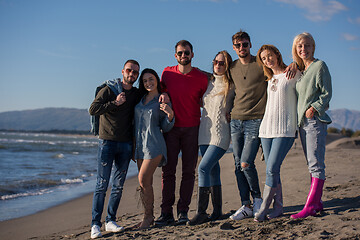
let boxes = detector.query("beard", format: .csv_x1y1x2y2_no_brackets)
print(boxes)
239,51,249,59
123,76,137,85
177,58,191,66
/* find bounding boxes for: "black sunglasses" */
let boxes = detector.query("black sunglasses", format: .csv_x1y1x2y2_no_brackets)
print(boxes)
233,42,249,49
125,68,139,75
176,51,191,56
213,60,225,66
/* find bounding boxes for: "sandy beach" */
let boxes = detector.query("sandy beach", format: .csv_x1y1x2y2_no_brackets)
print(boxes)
1,134,359,240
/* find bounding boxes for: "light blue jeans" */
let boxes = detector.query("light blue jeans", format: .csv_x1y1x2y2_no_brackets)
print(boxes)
261,137,295,188
91,139,132,227
299,116,327,180
230,119,262,206
198,145,226,187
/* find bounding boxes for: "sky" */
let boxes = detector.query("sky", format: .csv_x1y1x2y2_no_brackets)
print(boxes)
0,0,359,113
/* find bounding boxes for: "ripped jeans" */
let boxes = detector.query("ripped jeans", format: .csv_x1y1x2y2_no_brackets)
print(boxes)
91,139,132,227
230,119,262,206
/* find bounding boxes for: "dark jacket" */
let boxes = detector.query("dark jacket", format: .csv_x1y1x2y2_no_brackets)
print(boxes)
89,86,141,142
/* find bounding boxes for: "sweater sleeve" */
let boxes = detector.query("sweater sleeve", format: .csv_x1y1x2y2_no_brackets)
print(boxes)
311,61,332,116
89,87,118,116
225,85,235,114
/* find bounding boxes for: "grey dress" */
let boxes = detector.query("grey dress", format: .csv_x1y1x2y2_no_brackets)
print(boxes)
134,94,175,166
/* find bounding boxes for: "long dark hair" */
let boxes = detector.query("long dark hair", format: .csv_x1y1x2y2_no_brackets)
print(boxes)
138,68,162,96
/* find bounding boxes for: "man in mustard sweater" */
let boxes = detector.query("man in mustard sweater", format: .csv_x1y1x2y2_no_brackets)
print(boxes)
228,30,266,221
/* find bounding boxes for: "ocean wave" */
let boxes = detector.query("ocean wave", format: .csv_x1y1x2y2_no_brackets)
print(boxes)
61,178,84,184
0,179,59,196
0,132,99,205
0,176,88,201
53,153,65,159
0,138,97,146
1,189,53,200
23,179,59,189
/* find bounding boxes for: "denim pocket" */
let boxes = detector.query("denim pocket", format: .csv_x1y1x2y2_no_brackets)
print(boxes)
230,119,242,133
306,116,317,124
245,119,261,138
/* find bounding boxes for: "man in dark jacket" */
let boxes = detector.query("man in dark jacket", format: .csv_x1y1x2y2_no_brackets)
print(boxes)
89,59,141,239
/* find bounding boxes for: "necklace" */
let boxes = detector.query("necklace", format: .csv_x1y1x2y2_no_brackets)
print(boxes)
239,64,249,80
270,77,278,92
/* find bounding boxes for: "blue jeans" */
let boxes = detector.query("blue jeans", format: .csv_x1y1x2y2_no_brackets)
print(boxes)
230,119,262,206
299,116,327,180
198,145,226,187
91,139,132,227
261,137,295,188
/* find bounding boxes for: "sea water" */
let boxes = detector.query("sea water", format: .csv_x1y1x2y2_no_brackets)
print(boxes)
0,131,138,221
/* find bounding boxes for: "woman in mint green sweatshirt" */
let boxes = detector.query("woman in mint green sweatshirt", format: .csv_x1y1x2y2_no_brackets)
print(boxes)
291,32,332,219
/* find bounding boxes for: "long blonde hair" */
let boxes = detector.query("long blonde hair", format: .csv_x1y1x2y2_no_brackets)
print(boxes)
256,45,287,81
292,32,316,71
212,50,234,100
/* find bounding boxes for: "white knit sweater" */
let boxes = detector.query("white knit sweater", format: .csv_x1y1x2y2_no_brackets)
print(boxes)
259,72,300,138
199,74,235,150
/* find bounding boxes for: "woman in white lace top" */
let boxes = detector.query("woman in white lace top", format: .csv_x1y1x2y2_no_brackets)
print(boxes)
254,45,300,222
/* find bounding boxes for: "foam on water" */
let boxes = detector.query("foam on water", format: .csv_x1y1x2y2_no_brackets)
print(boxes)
0,130,139,221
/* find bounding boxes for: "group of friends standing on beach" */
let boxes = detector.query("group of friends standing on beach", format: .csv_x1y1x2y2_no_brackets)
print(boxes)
88,29,332,239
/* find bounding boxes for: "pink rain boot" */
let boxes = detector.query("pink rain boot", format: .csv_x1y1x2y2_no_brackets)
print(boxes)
311,176,323,212
291,178,325,219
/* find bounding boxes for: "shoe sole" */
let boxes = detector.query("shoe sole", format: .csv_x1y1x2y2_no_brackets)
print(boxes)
176,219,189,225
154,220,175,226
229,213,253,221
91,233,102,239
105,227,124,233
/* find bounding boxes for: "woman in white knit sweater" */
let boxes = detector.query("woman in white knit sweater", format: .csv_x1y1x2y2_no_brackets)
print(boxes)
254,45,300,222
188,50,235,225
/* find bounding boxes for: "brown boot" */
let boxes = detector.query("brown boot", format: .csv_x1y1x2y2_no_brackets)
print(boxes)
138,186,154,229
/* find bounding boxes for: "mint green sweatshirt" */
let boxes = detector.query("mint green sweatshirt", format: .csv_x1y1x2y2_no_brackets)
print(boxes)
296,59,332,126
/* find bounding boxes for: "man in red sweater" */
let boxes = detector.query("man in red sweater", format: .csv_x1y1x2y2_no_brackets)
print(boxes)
155,40,208,225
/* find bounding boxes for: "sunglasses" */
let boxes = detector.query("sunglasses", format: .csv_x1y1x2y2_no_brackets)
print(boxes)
125,68,139,75
213,60,225,66
176,51,191,56
233,42,249,49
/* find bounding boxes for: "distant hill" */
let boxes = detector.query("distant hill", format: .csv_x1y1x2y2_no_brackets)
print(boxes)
0,108,91,132
328,109,360,131
0,108,359,132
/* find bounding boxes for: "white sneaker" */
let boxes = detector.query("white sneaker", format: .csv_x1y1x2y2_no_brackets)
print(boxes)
229,205,253,220
105,220,124,232
253,198,263,215
91,225,102,239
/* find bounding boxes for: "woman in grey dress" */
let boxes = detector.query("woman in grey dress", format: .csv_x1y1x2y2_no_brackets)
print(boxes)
134,68,175,229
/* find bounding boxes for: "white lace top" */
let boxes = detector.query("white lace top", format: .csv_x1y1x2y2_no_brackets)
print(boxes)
259,72,300,138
